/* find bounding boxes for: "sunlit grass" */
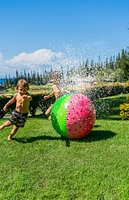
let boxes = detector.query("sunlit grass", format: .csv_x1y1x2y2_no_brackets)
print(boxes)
2,84,52,96
0,112,129,199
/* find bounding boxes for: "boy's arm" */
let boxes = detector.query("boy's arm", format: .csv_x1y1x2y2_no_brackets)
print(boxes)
44,84,59,100
23,93,32,101
44,91,54,100
28,95,32,101
3,94,17,111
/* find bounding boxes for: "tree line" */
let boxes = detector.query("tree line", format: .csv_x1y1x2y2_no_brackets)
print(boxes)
4,48,129,88
4,69,52,88
66,48,129,83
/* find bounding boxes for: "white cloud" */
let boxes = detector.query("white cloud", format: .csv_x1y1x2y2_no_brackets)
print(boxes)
0,48,79,77
5,49,78,67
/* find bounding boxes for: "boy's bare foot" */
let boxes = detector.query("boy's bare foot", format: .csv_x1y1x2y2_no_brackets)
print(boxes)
48,116,51,120
8,135,12,141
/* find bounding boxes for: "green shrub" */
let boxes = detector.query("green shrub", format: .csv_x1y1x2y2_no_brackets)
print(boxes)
0,94,55,118
120,103,129,120
29,94,55,116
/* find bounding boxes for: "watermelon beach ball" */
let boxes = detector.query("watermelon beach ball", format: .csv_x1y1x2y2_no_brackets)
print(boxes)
50,93,96,139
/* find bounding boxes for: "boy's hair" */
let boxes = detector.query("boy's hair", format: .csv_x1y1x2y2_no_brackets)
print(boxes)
50,71,61,85
16,79,29,90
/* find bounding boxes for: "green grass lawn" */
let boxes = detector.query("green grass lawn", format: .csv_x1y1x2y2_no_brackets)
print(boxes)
0,95,129,199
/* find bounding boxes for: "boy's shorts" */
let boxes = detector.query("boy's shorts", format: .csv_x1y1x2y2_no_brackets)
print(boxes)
9,109,28,127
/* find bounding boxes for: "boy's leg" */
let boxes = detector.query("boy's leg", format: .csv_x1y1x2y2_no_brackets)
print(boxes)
8,125,19,141
0,120,12,130
45,105,52,120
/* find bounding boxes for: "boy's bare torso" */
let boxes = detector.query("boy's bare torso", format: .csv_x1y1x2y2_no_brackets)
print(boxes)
15,93,31,113
52,84,61,100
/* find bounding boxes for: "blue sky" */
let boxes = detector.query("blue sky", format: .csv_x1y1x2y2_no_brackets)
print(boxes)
0,0,129,77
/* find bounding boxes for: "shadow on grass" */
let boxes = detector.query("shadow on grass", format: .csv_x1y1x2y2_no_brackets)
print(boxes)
12,130,116,147
12,135,60,144
93,124,101,128
77,130,116,142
